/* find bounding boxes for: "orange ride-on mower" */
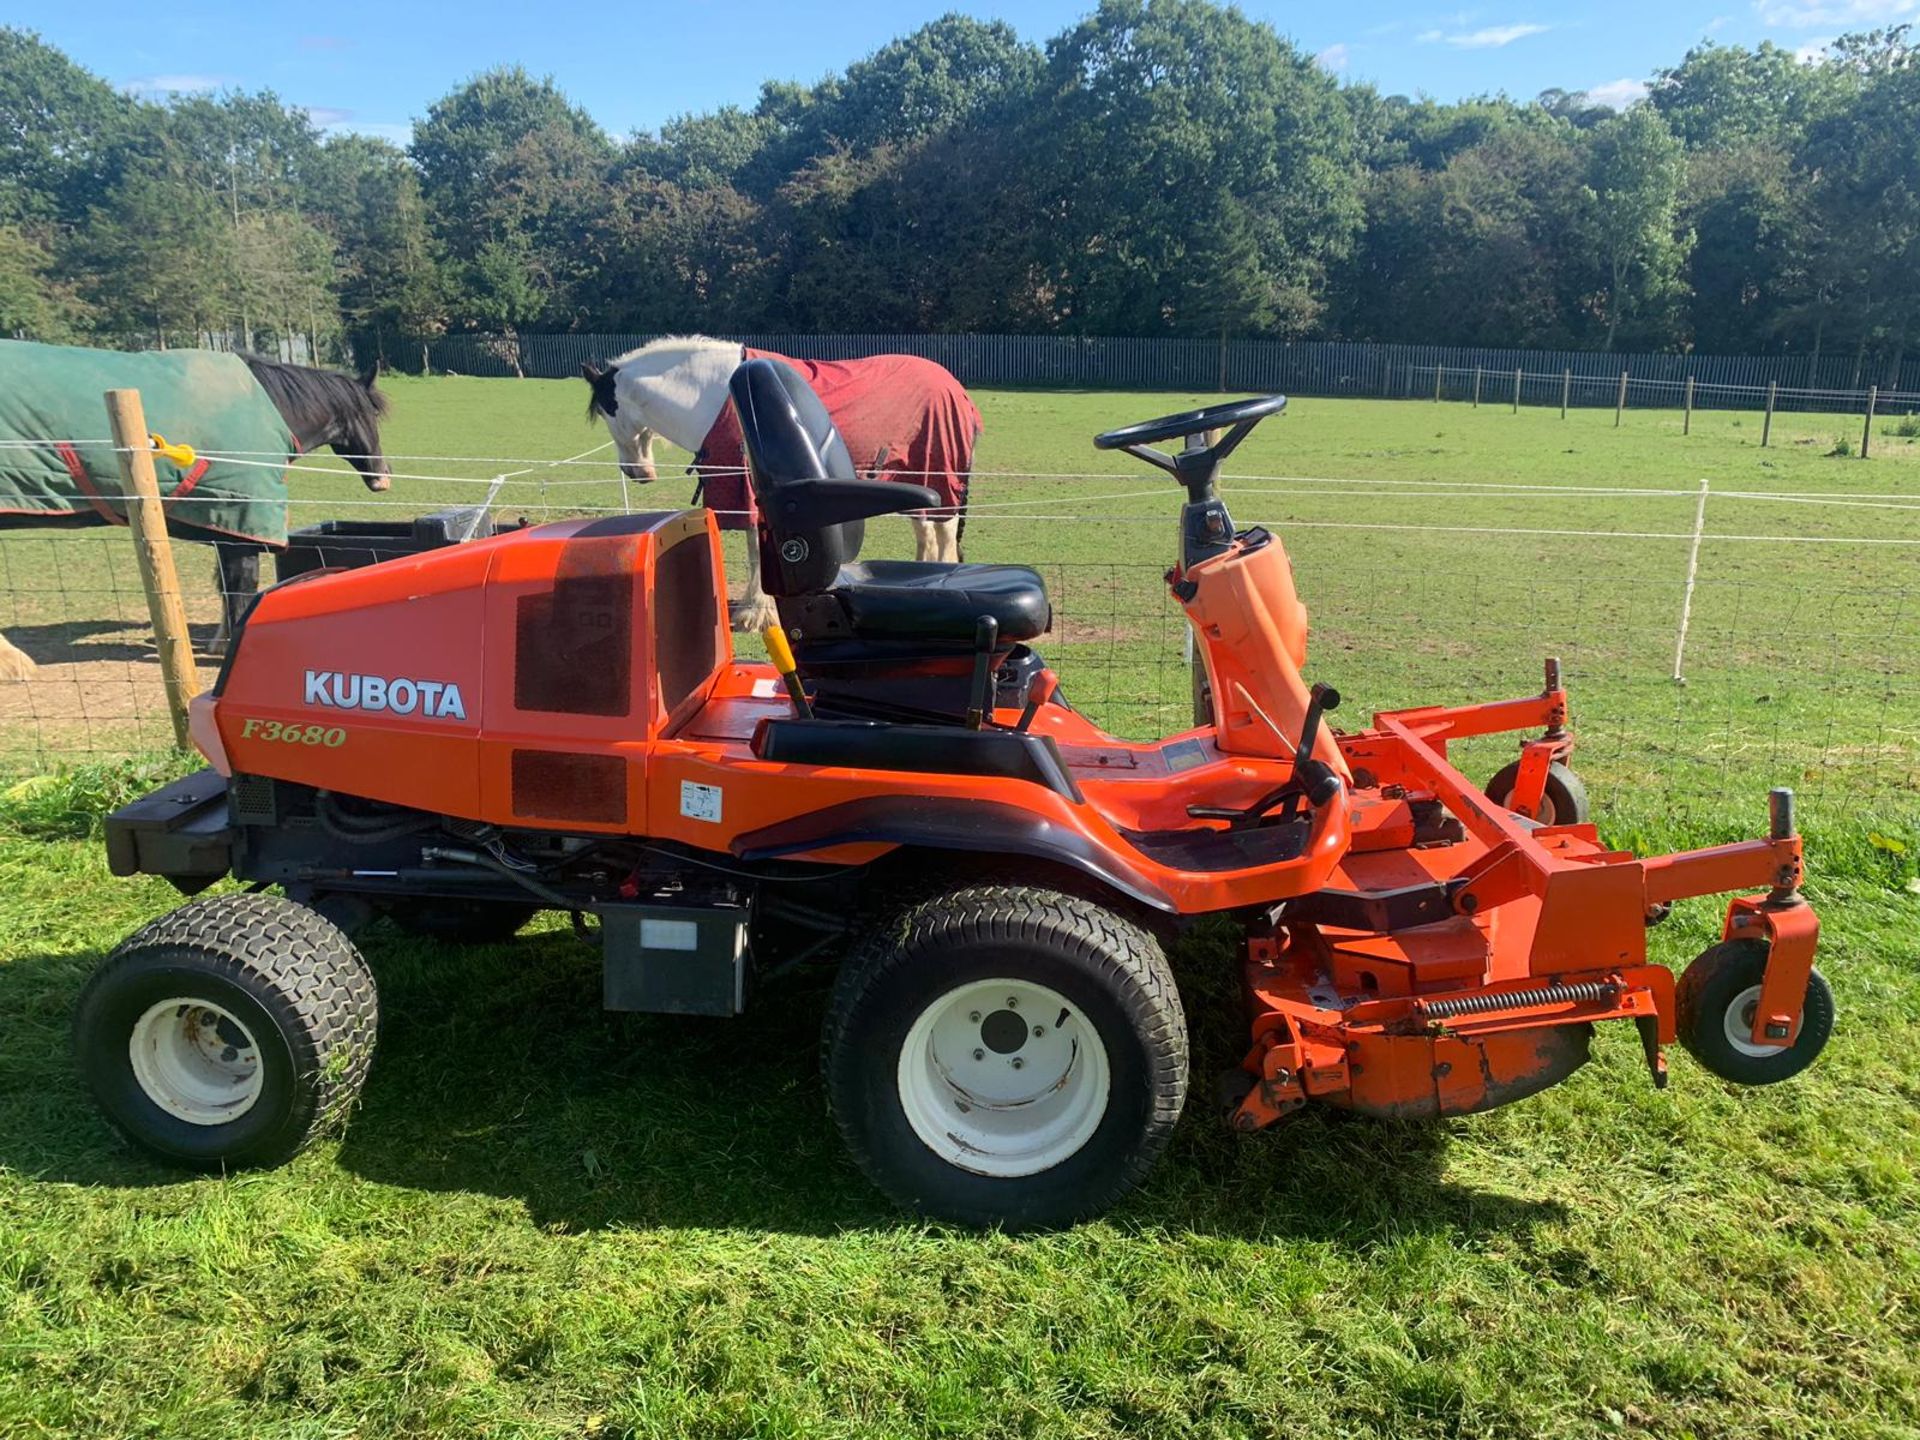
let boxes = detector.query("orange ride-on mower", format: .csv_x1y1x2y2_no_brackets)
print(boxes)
80,360,1833,1228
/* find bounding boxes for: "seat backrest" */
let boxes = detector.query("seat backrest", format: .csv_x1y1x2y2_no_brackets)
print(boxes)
728,357,864,594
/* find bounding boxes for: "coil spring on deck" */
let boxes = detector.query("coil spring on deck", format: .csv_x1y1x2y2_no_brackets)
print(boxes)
1418,981,1618,1020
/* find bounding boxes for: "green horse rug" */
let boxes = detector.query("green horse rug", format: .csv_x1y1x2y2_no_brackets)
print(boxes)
0,340,392,681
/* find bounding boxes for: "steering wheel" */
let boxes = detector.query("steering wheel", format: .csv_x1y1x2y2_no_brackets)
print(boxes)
1093,394,1287,496
1094,394,1288,451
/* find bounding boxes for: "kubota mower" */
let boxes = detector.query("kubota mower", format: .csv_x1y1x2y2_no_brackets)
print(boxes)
80,360,1832,1228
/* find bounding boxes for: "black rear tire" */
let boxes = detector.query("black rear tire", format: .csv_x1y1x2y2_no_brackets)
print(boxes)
1487,759,1591,825
823,884,1187,1229
74,893,378,1168
1676,938,1833,1085
385,899,538,945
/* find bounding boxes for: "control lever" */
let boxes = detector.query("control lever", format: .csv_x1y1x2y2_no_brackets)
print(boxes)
761,626,812,719
1185,682,1343,827
1290,683,1343,808
965,616,999,729
1015,669,1060,732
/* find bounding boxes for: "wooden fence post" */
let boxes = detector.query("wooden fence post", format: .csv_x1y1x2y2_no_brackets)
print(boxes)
1863,385,1877,459
1762,380,1776,447
1684,376,1695,435
105,388,201,749
1512,368,1522,413
1434,365,1442,402
1561,369,1571,419
1472,366,1482,407
1615,370,1629,428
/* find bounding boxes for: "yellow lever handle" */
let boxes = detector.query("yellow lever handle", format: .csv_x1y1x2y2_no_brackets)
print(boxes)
149,433,196,467
762,624,797,675
761,624,812,718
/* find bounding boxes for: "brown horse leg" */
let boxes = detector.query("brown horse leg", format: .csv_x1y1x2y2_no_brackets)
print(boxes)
0,632,34,683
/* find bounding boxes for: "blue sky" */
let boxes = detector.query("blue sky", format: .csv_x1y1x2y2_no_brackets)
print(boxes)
11,0,1910,143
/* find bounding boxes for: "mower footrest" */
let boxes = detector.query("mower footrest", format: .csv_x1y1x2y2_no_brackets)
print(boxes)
1120,818,1311,873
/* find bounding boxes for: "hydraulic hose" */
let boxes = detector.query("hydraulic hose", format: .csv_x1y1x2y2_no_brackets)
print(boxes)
315,790,438,844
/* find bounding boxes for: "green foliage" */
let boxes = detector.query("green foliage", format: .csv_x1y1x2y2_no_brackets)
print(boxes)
0,29,138,226
0,754,193,839
1026,0,1361,337
0,225,87,338
1585,107,1691,350
1887,412,1920,437
0,13,1916,367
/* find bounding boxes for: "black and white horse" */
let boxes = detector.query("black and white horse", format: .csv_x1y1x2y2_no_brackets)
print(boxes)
0,352,392,682
581,337,979,631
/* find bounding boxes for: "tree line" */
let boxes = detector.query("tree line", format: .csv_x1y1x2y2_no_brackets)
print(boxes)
2,3,1916,381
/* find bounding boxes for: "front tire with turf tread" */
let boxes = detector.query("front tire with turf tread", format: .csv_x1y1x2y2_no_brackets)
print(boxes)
74,893,378,1168
823,884,1187,1229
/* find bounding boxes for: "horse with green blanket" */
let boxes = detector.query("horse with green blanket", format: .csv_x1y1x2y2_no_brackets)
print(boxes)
0,341,393,682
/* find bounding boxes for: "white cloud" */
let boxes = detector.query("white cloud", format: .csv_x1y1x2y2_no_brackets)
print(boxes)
1754,0,1916,26
123,73,228,96
1793,34,1838,58
305,105,354,126
1420,22,1551,47
1585,77,1650,108
1706,13,1734,29
1315,42,1352,71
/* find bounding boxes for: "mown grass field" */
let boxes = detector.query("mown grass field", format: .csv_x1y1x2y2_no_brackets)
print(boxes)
3,383,1918,1438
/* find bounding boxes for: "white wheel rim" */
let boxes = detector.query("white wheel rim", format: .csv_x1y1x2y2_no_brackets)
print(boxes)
896,977,1110,1179
128,998,264,1125
1722,984,1780,1058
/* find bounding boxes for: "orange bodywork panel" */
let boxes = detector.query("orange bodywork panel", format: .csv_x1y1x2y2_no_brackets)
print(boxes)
1182,535,1349,777
209,510,1359,913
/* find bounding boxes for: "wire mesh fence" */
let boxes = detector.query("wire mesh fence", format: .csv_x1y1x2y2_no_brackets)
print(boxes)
1410,363,1920,420
3,476,1916,834
401,331,1920,408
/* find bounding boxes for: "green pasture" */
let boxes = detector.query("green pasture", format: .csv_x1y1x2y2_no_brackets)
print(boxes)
2,384,1918,1437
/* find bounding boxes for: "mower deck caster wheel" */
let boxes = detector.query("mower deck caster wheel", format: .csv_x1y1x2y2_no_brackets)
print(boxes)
385,899,538,945
73,894,379,1168
824,884,1187,1230
1676,938,1833,1085
1487,760,1590,825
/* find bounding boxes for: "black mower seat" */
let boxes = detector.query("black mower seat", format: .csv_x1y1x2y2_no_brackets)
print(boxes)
729,357,1051,649
832,560,1050,643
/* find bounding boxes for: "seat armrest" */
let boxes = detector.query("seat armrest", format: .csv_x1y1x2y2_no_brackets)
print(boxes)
765,477,942,528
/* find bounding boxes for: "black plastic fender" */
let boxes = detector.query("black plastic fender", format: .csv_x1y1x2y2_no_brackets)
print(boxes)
730,796,1177,913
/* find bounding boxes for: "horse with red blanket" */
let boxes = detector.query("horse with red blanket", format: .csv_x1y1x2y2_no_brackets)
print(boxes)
582,337,981,630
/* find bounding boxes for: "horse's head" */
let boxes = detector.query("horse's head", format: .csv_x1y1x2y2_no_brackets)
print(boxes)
241,352,395,492
334,364,392,492
582,359,657,482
